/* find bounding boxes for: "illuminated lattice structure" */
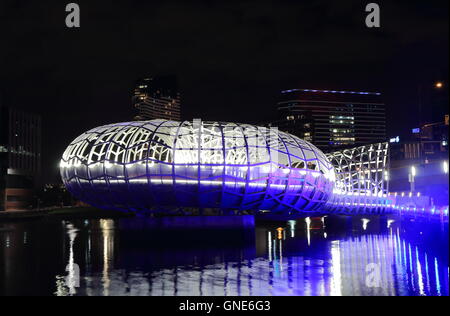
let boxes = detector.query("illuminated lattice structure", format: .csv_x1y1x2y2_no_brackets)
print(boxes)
60,120,336,214
325,142,393,214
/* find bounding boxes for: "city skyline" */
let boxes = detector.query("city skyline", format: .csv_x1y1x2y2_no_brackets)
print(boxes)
0,0,448,184
0,1,448,299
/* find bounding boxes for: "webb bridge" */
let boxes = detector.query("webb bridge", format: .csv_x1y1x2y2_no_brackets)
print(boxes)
59,119,447,220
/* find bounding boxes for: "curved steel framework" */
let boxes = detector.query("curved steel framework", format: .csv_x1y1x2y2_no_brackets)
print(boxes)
325,142,392,214
60,120,336,214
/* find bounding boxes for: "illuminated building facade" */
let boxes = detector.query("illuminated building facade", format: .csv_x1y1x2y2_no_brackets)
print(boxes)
132,76,181,121
275,89,387,151
0,105,41,211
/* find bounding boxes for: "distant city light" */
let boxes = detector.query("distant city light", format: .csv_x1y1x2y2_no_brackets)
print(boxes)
435,82,444,89
390,136,400,143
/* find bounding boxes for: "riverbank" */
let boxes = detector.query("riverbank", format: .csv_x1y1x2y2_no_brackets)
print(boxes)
0,207,134,221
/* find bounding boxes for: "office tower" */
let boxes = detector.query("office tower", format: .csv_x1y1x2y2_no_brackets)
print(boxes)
0,105,41,211
275,89,386,150
132,76,181,121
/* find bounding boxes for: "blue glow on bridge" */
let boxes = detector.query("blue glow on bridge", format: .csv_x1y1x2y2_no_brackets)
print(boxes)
59,119,447,218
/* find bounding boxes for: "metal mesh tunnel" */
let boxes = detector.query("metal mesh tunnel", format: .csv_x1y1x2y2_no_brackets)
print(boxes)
325,142,393,214
60,119,336,214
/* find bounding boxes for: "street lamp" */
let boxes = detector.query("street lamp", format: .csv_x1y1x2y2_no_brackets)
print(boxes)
418,81,445,127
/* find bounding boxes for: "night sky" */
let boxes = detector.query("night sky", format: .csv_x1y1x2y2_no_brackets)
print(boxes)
0,0,448,183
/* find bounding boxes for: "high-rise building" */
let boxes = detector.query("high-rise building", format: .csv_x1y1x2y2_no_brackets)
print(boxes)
132,76,181,121
0,105,41,211
274,89,386,150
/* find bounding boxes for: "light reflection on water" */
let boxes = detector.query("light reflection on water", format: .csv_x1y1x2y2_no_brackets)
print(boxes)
0,216,448,296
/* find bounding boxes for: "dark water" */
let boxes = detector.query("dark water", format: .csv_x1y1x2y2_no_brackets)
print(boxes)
0,215,448,296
